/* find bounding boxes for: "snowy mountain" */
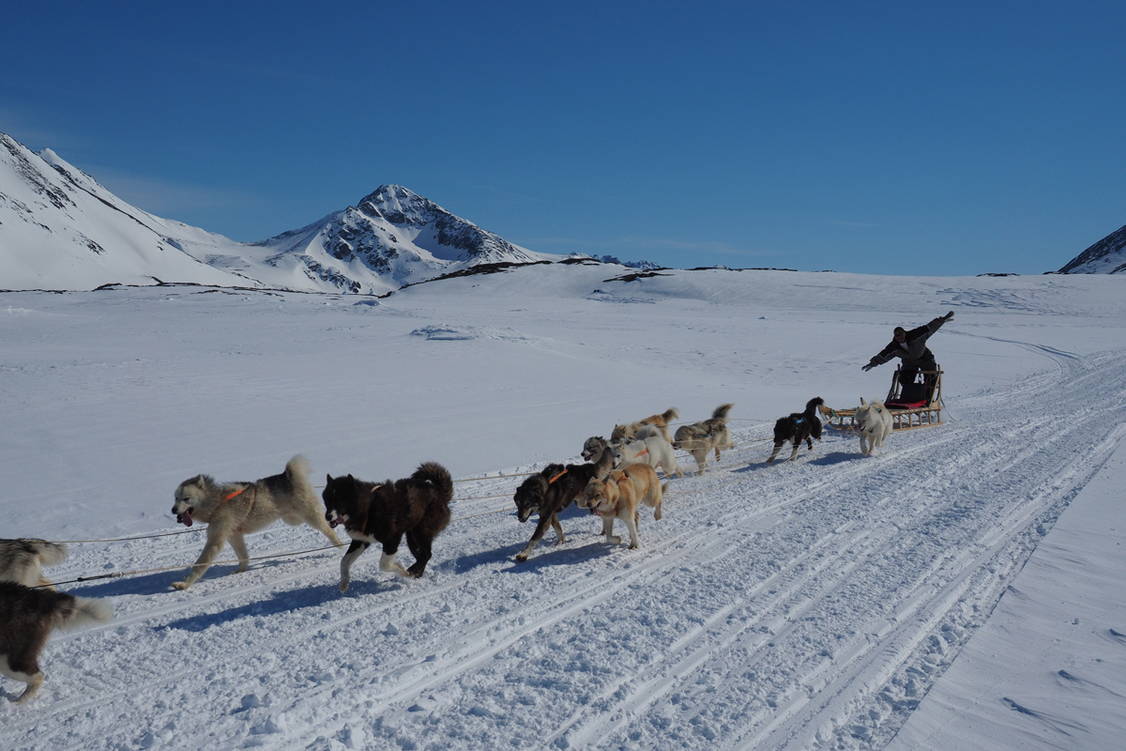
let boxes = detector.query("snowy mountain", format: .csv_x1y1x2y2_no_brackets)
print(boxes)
1057,224,1126,274
238,184,548,294
0,133,550,293
0,133,257,290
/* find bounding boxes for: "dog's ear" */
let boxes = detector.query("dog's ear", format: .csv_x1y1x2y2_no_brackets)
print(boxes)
347,473,354,481
860,397,866,406
326,473,333,484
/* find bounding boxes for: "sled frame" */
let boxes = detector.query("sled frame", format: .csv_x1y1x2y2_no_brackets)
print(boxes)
821,365,943,432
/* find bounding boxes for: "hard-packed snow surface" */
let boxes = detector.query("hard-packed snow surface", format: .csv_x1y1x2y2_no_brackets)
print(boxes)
0,133,550,294
1,266,1124,750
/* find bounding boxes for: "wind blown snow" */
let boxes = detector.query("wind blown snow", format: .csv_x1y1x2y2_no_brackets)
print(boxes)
1,266,1123,750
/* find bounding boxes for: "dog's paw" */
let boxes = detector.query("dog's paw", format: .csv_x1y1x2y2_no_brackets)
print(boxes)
170,580,190,591
338,580,350,593
628,542,640,550
514,551,529,562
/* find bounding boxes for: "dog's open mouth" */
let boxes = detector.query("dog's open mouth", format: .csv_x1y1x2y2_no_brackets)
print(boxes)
329,517,342,528
176,507,194,526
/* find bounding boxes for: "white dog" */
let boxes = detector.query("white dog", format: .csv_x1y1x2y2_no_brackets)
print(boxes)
855,398,893,456
582,431,683,478
613,428,683,478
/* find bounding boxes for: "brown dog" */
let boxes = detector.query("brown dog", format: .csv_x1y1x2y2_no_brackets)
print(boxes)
610,407,679,444
578,463,666,549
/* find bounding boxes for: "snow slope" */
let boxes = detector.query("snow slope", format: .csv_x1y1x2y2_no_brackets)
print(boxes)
1,133,552,294
0,266,1123,750
1057,224,1126,274
0,134,255,290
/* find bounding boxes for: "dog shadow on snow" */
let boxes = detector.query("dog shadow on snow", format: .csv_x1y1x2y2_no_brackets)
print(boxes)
70,564,256,598
733,451,862,473
444,505,619,575
159,577,403,633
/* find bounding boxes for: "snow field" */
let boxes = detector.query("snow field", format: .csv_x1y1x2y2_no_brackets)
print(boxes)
1,268,1124,750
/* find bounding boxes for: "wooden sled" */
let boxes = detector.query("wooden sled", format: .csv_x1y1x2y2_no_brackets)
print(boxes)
820,365,944,432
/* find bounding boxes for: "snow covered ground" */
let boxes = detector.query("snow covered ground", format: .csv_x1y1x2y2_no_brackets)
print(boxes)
1,266,1123,750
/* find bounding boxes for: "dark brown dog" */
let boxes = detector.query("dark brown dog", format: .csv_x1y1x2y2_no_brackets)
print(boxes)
0,582,112,703
322,462,453,591
512,444,613,562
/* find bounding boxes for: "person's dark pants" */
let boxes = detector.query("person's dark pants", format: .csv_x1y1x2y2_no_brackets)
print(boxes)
900,357,938,396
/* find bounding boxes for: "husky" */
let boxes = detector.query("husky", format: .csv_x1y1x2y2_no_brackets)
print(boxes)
512,443,614,562
0,582,112,703
170,455,340,590
672,403,734,474
578,463,667,549
767,397,824,463
855,398,893,456
583,432,683,478
610,407,679,444
322,462,453,591
0,539,68,588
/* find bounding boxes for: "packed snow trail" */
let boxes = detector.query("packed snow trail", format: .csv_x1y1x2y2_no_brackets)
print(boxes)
3,341,1123,750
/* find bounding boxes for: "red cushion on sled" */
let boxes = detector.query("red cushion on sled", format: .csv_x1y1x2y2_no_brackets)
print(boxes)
886,400,928,409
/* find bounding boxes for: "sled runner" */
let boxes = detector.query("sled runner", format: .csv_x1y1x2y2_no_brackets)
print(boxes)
820,364,943,432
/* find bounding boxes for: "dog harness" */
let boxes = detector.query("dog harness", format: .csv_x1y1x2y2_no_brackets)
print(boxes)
223,487,248,502
547,469,567,484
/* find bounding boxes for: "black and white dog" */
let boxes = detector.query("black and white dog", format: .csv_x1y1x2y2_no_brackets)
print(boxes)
322,462,453,592
767,397,824,463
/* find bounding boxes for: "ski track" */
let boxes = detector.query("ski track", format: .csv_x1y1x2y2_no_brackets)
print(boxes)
3,348,1125,750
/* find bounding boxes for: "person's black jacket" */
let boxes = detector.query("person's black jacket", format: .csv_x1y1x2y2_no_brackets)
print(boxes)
866,316,948,369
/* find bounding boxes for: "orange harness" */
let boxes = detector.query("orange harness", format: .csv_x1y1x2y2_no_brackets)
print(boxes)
223,487,247,502
547,469,567,484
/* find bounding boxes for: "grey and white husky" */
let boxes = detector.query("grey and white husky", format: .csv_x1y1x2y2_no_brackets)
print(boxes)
0,539,68,588
672,403,734,474
170,455,340,590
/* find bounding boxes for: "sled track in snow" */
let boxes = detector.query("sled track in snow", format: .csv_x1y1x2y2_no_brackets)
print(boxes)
4,349,1125,751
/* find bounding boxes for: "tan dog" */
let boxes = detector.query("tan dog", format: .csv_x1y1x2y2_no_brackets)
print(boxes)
170,455,340,590
611,407,679,444
578,463,666,549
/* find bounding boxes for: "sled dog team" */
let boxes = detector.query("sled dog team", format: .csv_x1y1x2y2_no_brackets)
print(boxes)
1,397,891,703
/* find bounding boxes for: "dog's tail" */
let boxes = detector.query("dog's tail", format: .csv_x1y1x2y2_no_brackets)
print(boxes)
662,407,679,423
27,539,68,567
56,594,113,631
711,403,733,421
413,462,454,504
804,397,824,416
284,455,317,500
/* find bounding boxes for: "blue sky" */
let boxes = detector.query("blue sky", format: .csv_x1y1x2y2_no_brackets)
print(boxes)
2,1,1123,274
